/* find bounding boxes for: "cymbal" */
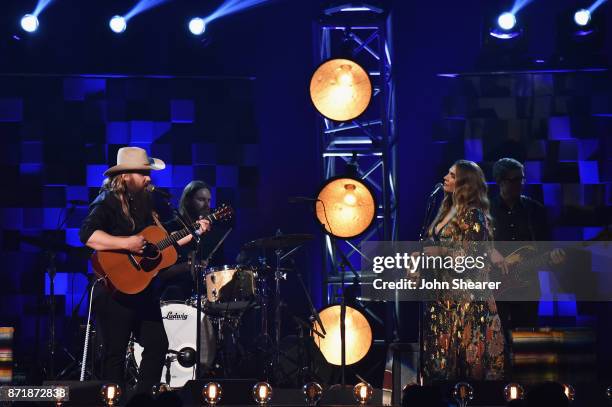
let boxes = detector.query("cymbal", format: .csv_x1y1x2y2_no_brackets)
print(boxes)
242,233,314,250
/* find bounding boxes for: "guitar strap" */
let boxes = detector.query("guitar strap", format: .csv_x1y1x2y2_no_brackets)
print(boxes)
151,211,168,234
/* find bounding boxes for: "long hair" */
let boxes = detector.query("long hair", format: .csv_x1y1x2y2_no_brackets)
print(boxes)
101,174,135,230
179,180,211,220
429,160,493,240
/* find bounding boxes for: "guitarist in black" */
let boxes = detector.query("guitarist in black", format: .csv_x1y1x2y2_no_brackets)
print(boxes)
490,158,563,331
79,147,210,397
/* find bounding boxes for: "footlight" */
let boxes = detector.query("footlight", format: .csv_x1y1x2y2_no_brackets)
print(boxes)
353,382,373,405
303,382,323,406
100,383,121,406
504,383,525,401
202,382,222,406
453,382,474,407
253,382,273,406
563,384,575,402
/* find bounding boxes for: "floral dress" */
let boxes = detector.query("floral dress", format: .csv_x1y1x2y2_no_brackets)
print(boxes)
422,208,505,381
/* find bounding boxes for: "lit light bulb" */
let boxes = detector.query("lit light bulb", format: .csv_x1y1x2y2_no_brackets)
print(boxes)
563,384,575,401
353,382,373,405
337,65,354,86
504,383,524,401
202,382,222,406
100,383,121,406
343,184,357,206
253,382,273,406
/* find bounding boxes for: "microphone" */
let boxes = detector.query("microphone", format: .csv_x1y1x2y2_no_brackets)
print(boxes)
146,184,171,199
288,196,319,203
429,182,444,197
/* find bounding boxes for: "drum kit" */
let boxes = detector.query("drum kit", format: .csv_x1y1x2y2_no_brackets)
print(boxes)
127,232,342,389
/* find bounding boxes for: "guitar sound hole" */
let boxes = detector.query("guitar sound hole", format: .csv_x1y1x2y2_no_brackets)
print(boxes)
142,243,159,259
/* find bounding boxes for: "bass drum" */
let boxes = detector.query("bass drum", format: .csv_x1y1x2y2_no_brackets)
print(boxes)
312,304,372,366
132,301,216,388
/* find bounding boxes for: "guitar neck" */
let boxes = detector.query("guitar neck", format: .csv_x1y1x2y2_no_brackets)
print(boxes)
156,213,217,250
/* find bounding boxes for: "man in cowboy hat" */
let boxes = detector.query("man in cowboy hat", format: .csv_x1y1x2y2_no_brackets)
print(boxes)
79,146,210,397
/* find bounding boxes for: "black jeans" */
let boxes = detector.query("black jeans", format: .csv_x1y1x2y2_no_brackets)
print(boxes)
94,284,169,395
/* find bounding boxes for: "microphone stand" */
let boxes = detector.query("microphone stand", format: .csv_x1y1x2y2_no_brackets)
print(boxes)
416,186,441,384
326,233,360,388
157,196,204,378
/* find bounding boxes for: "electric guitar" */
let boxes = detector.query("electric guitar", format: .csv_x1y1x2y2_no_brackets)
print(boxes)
91,204,233,294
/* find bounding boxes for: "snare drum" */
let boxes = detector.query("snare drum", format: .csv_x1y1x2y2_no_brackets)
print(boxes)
204,264,256,313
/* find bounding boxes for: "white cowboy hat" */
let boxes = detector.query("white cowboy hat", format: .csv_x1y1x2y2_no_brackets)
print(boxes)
104,146,165,176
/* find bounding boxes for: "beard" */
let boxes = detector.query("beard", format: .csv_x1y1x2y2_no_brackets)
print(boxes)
129,189,153,225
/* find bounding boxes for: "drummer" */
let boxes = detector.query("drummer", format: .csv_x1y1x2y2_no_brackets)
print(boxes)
160,180,232,301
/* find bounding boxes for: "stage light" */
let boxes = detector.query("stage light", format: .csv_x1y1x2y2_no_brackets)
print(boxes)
188,17,206,35
303,382,323,406
606,385,612,402
315,176,376,239
353,382,373,405
202,382,222,406
497,12,516,30
109,15,127,33
563,384,575,402
152,383,171,396
574,9,591,26
313,305,372,365
309,58,372,122
253,382,273,406
453,382,474,407
20,14,39,33
504,383,525,401
100,383,121,406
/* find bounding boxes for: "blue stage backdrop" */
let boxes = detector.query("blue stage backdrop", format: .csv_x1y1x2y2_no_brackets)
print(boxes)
0,74,263,354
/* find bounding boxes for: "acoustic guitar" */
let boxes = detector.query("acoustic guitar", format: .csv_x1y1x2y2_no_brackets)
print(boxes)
91,204,233,294
490,245,565,294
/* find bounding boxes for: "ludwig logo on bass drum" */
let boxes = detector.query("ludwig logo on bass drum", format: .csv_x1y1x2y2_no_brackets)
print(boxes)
164,311,189,320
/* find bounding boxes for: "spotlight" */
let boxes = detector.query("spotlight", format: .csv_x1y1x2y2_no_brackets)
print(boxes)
100,383,121,406
563,384,575,402
202,382,222,406
353,382,373,406
309,58,372,122
188,17,206,35
497,12,516,30
453,382,474,407
152,383,171,396
109,15,127,33
606,385,612,402
20,14,39,33
253,382,273,406
303,382,323,406
574,9,591,27
504,383,525,401
314,176,376,239
313,305,372,365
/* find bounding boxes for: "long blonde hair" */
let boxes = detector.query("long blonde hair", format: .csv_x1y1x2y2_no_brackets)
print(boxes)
101,174,135,230
429,160,493,240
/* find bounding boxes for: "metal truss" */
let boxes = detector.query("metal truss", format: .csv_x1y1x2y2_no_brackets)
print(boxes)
313,5,398,307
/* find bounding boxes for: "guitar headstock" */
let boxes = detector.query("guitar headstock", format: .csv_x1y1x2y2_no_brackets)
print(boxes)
211,203,234,222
